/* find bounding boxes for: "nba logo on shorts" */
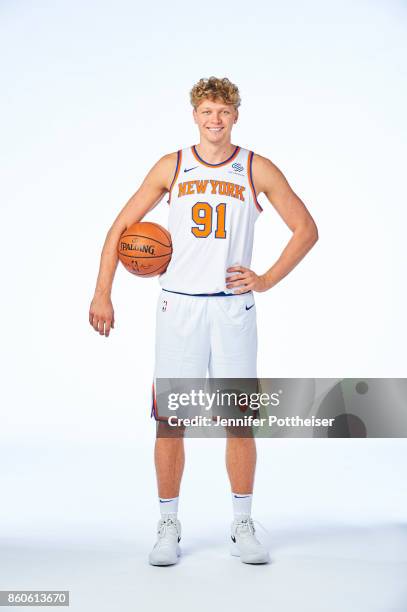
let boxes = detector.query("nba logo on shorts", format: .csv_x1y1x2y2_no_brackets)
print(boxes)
162,300,167,312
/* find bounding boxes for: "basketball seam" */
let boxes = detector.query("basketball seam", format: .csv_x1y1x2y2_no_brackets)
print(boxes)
152,225,172,246
119,234,171,248
119,252,172,260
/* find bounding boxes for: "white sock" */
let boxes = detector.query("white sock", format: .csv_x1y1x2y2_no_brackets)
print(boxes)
232,492,253,518
159,496,179,518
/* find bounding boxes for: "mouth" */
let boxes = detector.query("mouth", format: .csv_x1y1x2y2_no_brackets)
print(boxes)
207,127,223,132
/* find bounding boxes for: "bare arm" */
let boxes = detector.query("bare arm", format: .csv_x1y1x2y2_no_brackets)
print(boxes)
89,152,177,336
226,154,318,293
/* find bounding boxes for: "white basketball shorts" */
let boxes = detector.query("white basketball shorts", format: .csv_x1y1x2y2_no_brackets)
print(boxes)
151,290,258,420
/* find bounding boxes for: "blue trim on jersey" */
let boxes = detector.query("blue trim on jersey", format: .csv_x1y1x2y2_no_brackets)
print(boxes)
167,150,181,205
248,151,263,212
192,145,239,167
162,289,252,297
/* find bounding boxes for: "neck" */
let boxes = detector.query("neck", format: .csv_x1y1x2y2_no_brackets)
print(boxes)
195,140,236,164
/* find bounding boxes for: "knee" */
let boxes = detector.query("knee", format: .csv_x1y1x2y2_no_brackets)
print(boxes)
225,426,255,439
156,419,186,439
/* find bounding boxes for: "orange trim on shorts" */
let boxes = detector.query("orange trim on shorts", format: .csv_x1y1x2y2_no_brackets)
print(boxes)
167,150,182,205
191,145,240,168
247,151,263,212
151,381,157,418
151,381,172,422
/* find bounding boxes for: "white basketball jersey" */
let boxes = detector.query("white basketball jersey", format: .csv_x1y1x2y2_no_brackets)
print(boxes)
159,145,263,294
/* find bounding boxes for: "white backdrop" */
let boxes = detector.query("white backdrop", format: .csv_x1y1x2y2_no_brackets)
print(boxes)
0,1,406,610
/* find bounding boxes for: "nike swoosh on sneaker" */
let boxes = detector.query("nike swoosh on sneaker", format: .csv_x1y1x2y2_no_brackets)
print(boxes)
245,304,255,311
184,166,198,173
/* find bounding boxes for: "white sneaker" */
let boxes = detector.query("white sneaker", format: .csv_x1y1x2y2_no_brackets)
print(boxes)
230,516,270,564
149,515,182,566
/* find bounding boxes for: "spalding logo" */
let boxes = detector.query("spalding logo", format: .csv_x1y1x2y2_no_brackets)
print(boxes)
120,242,155,254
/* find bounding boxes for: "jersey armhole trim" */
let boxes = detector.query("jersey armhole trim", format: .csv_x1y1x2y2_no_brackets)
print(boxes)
167,150,182,205
247,151,263,213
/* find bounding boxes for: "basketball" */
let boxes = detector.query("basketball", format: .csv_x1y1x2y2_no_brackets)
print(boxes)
118,222,172,277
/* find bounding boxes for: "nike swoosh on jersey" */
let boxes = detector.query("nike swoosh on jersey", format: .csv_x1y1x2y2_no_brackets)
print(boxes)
245,304,255,311
184,166,198,173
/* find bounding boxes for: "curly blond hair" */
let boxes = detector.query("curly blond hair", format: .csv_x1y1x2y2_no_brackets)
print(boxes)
190,77,241,109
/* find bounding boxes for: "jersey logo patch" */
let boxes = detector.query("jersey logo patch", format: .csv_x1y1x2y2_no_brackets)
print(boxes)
232,162,244,172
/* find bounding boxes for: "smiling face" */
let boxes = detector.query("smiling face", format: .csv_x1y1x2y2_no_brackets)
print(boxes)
193,98,238,145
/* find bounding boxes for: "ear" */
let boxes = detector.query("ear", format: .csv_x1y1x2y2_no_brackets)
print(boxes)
234,109,239,124
193,108,198,124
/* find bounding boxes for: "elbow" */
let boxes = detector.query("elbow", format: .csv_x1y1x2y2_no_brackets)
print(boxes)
310,222,319,245
297,219,319,247
306,216,319,245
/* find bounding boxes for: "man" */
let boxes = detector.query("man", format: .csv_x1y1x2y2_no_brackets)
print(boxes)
89,76,318,566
